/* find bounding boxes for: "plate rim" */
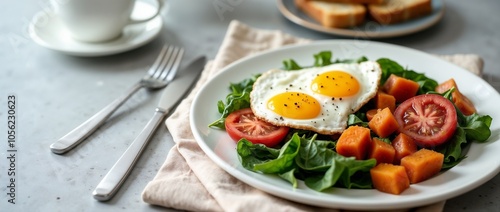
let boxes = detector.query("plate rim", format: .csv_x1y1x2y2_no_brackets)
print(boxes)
276,0,445,38
190,40,500,210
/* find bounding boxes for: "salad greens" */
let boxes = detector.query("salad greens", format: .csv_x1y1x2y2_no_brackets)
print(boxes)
208,74,260,128
210,51,494,191
237,133,376,190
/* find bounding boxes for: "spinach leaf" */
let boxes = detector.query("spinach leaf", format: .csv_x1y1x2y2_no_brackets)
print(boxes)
299,136,376,191
347,114,368,128
438,127,468,169
461,114,493,142
252,134,301,174
237,133,375,191
314,51,332,67
237,139,281,170
279,169,298,188
283,59,302,70
208,74,260,128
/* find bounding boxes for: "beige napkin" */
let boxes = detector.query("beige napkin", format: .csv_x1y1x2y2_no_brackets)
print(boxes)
142,20,483,212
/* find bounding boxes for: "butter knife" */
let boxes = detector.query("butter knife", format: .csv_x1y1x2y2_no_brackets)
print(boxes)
92,56,206,201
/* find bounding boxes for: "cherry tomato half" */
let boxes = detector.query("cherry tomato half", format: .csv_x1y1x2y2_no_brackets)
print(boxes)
394,94,457,148
225,108,289,147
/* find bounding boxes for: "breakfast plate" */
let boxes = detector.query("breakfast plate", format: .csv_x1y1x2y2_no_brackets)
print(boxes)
190,40,500,210
29,1,162,57
276,0,445,38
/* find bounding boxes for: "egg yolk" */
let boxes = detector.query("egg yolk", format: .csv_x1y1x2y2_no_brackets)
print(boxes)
267,92,321,119
311,71,360,97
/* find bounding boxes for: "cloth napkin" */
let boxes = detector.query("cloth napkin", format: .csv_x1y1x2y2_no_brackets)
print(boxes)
142,20,483,212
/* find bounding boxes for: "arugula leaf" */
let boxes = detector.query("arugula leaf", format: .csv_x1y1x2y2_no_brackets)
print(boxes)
208,74,260,128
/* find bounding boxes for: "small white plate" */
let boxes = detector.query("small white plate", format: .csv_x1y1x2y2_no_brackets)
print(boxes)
277,0,445,38
190,40,500,210
29,1,162,57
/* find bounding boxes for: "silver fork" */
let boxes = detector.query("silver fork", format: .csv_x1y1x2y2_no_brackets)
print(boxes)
50,45,184,154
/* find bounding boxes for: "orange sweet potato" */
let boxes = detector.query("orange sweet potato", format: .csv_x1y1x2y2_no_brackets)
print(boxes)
435,78,476,115
369,138,396,165
368,107,399,138
374,91,396,112
392,133,418,164
370,163,410,195
400,149,444,183
383,74,420,103
366,109,378,122
336,126,372,160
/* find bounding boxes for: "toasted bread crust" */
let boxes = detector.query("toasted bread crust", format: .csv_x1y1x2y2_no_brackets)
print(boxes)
295,0,366,28
313,0,383,4
368,0,432,24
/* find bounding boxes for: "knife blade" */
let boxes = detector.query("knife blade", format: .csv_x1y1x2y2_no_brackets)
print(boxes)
92,56,206,201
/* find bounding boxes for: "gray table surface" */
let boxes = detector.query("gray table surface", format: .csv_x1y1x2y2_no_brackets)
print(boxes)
1,0,499,211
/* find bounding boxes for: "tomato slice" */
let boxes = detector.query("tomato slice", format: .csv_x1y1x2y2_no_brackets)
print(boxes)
394,94,457,148
225,108,289,147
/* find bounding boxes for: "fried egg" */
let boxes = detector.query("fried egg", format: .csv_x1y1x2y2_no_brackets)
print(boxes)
250,61,381,134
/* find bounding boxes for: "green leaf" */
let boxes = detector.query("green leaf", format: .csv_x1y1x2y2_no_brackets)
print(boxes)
438,127,468,169
279,169,298,188
314,51,332,67
462,114,493,142
208,74,260,128
295,135,337,171
236,139,280,170
252,134,301,174
283,59,302,70
347,114,368,128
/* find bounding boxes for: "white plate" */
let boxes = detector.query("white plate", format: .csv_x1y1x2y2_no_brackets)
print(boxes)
190,40,500,210
277,0,445,38
29,1,162,57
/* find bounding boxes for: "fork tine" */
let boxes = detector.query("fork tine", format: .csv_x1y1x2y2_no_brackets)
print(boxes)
160,47,184,81
152,46,175,79
147,45,170,77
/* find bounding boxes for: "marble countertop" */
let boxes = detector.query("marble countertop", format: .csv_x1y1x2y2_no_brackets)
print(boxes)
1,0,499,211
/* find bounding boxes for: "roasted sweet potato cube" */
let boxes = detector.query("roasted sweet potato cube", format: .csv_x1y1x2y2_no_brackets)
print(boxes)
374,91,396,112
435,78,476,115
401,149,444,183
370,163,410,195
383,74,420,103
368,107,399,138
369,138,396,165
392,133,418,164
336,126,372,160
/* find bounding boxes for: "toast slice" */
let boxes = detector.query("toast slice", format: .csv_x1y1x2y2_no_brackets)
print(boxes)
368,0,433,25
313,0,383,4
295,0,366,28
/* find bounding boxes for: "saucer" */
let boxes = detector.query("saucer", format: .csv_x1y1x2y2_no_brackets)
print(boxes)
29,1,162,57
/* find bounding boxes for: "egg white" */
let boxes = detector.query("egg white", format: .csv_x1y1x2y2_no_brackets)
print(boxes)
250,61,381,134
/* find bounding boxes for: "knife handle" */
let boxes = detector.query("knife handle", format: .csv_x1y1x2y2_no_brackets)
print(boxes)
92,109,167,201
50,83,143,154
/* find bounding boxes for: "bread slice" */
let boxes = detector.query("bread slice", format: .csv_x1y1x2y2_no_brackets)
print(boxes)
313,0,383,4
368,0,432,25
295,0,366,28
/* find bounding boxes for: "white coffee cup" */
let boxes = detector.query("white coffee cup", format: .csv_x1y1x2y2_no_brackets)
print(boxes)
50,0,164,43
